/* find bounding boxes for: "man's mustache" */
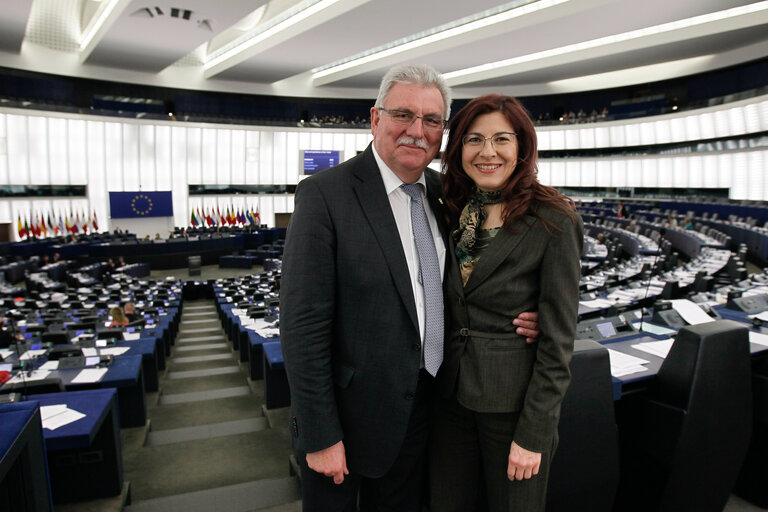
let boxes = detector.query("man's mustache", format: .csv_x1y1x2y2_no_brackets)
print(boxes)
397,136,429,150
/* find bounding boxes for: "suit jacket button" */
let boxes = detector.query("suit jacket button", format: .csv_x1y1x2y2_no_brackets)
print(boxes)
459,328,470,337
405,392,415,400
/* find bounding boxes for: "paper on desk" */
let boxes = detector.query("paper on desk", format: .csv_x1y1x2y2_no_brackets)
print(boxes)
0,349,12,359
99,347,130,356
8,370,51,383
750,311,768,322
39,360,59,370
749,332,768,347
81,348,98,357
607,349,649,377
255,327,279,338
41,405,86,431
71,368,107,384
20,349,48,360
670,299,715,325
632,338,674,359
580,298,615,309
123,332,141,341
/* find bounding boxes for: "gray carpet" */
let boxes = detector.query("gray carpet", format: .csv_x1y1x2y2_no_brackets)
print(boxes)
122,297,300,511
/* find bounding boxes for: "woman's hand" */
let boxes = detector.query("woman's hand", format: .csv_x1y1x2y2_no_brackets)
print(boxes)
513,311,539,343
507,441,541,481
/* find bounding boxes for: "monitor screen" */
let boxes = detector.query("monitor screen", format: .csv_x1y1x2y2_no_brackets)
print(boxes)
302,150,340,175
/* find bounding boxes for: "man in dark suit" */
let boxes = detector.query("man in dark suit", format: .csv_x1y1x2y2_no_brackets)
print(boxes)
280,64,538,511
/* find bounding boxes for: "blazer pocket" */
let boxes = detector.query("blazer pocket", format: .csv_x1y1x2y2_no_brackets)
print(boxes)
332,362,355,389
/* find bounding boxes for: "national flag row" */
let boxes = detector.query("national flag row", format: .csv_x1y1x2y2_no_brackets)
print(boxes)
17,211,99,239
189,206,260,228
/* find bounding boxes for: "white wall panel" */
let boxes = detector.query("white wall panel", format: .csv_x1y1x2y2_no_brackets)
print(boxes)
28,117,49,184
0,114,8,185
139,125,156,190
7,115,30,184
48,117,68,184
673,157,688,188
730,152,749,199
537,161,550,185
259,131,274,184
86,121,107,226
272,132,287,186
201,128,217,184
122,124,140,190
155,125,172,191
68,120,87,184
550,160,566,186
657,158,673,188
626,160,642,187
216,129,232,185
244,130,259,183
747,152,764,201
231,130,246,185
104,122,123,191
579,160,596,187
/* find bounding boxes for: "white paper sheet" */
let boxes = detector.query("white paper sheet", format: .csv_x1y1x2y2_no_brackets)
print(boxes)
70,368,107,384
98,347,130,356
632,339,674,359
0,349,12,359
8,370,51,383
39,360,60,370
123,332,141,341
749,332,768,347
670,299,715,325
19,349,48,361
81,348,98,357
750,311,768,322
41,405,86,430
255,327,279,338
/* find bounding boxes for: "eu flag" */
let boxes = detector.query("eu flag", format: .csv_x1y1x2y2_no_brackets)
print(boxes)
109,191,174,218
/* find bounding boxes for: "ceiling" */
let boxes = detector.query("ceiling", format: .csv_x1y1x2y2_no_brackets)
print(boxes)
0,0,766,100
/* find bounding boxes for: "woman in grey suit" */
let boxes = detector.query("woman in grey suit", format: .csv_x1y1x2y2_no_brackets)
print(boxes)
430,94,583,512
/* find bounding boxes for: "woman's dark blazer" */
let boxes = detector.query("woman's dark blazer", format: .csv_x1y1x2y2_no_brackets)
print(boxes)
438,203,584,453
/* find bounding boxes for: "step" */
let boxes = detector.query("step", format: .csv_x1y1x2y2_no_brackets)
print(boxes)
159,386,253,405
179,327,222,335
180,319,220,325
124,477,301,512
184,305,216,311
174,343,229,352
176,335,226,343
146,417,268,446
182,312,218,318
172,353,235,364
165,366,241,380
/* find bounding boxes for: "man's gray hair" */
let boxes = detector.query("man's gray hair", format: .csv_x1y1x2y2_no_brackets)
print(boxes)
374,64,452,119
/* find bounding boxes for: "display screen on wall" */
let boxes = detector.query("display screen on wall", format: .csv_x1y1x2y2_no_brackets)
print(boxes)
301,150,340,175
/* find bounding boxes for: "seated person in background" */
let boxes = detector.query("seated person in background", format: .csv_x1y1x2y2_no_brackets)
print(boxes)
52,252,61,262
118,256,127,267
109,307,129,328
124,302,138,323
154,232,162,240
683,217,694,230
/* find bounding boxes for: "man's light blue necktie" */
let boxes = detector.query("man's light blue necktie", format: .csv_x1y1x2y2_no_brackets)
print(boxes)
401,183,443,376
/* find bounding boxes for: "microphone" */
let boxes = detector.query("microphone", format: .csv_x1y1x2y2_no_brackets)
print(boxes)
638,227,666,333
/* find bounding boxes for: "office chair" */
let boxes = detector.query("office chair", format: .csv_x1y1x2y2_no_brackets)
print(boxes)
41,331,69,345
614,321,751,512
547,340,620,512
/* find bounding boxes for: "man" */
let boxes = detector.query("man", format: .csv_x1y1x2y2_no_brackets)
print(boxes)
124,302,138,323
281,64,538,511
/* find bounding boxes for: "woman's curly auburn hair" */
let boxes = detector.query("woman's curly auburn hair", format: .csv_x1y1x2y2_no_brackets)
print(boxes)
441,94,575,232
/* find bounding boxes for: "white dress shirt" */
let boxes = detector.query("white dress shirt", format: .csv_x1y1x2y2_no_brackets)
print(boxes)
372,145,446,347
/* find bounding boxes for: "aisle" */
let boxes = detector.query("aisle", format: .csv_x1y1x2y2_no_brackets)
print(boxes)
122,298,300,512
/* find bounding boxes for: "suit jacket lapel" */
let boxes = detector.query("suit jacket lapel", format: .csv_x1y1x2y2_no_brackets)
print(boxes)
462,215,539,296
351,146,419,331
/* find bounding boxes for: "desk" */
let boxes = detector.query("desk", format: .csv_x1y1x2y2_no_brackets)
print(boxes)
262,341,289,409
0,401,53,512
34,389,123,503
58,355,146,428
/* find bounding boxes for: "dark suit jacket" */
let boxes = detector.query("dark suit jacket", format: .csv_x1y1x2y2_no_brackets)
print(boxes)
438,203,584,453
280,144,448,478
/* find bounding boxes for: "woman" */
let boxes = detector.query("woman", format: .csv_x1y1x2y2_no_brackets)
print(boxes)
430,94,583,512
108,307,129,328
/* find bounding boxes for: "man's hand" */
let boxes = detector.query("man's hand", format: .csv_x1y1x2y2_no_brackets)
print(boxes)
507,441,541,481
306,441,349,484
513,311,539,343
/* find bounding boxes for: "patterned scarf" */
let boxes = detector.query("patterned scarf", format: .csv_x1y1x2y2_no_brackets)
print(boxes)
453,188,502,285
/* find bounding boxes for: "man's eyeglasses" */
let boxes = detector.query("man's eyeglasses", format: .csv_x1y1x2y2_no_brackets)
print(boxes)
378,108,446,131
462,132,518,149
